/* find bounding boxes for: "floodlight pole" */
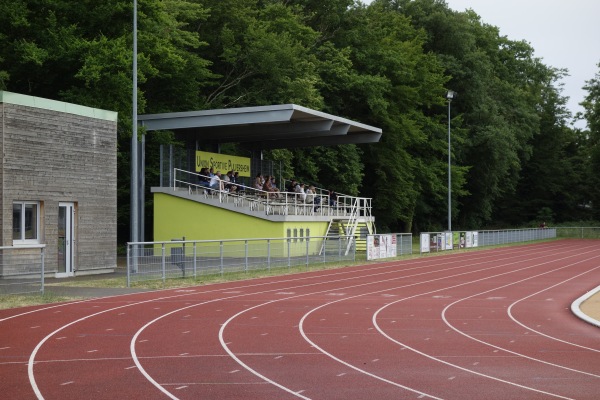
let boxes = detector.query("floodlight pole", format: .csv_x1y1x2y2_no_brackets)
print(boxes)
446,90,455,232
131,0,139,246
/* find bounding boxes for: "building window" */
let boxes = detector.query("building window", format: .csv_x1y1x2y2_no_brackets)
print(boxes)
13,201,40,244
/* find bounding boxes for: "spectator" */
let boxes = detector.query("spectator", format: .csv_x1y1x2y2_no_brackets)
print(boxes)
287,179,297,193
198,167,210,188
232,171,243,193
295,183,306,202
306,185,322,211
254,173,264,192
209,171,223,191
263,175,281,198
223,170,237,193
328,189,338,206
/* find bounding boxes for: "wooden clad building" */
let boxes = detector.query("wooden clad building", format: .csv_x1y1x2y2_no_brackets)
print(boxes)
0,91,118,277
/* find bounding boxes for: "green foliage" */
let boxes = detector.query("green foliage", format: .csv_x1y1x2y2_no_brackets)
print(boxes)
580,63,600,220
0,0,593,239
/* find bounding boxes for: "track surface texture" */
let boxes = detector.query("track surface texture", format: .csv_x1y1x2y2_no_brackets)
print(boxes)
1,239,599,400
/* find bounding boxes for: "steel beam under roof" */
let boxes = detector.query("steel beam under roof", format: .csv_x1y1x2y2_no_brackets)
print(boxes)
138,104,382,149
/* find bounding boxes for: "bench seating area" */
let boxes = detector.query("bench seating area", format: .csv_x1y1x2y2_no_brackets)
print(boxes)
180,181,367,218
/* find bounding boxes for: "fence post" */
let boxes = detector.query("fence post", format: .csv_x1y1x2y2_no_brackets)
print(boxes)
40,247,45,295
287,238,291,269
306,237,309,269
161,243,166,285
127,244,131,287
267,239,271,271
245,240,249,272
220,241,224,276
193,242,197,279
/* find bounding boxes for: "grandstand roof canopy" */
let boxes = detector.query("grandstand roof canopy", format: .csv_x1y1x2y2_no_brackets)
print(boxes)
138,104,382,150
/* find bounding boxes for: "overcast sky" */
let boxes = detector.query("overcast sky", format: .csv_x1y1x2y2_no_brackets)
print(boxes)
361,0,600,128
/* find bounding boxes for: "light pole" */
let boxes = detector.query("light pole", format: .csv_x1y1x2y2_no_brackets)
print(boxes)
446,90,455,232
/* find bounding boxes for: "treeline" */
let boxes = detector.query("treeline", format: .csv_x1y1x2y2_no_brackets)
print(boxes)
1,0,599,240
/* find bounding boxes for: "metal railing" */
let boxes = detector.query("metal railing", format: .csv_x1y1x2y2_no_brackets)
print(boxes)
127,235,356,287
419,228,557,254
0,245,46,295
172,168,373,219
556,227,600,239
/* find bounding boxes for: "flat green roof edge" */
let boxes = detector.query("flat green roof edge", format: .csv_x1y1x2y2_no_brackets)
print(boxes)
0,91,118,122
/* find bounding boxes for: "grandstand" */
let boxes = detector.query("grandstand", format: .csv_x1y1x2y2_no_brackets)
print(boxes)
138,104,382,249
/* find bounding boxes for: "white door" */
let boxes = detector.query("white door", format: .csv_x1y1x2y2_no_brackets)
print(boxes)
57,202,75,277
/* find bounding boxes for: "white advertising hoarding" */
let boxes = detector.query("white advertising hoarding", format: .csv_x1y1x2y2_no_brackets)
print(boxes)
367,234,397,260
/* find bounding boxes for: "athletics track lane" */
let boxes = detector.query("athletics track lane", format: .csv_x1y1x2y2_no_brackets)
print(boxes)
0,239,598,399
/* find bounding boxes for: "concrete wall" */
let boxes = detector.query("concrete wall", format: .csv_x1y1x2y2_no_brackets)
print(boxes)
0,91,118,275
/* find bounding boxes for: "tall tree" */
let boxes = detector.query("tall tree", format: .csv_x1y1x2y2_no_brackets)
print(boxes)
329,2,450,232
580,63,600,220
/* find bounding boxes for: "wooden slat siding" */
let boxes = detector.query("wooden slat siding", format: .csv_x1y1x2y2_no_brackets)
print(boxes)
0,102,117,274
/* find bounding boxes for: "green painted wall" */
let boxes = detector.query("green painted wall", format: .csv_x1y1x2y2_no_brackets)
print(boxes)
154,193,329,244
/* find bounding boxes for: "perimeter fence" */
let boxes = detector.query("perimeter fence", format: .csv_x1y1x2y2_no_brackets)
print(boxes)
127,235,356,287
419,228,558,254
0,245,46,295
556,227,600,239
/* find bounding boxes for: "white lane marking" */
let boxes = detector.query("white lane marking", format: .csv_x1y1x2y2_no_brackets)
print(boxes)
3,241,558,325
440,257,600,381
215,242,589,400
294,244,600,400
368,248,600,400
508,267,600,353
24,241,583,400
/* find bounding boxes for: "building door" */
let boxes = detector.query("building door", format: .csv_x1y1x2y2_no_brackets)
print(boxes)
57,202,75,277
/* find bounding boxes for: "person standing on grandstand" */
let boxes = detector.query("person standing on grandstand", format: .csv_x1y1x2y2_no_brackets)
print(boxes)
328,189,338,206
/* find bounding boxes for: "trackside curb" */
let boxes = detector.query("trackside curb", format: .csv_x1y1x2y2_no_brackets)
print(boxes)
571,284,600,328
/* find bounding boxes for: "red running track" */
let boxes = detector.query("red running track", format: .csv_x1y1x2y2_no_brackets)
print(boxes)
1,239,599,399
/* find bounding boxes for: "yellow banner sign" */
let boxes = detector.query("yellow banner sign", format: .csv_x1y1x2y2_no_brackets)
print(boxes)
195,151,251,177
